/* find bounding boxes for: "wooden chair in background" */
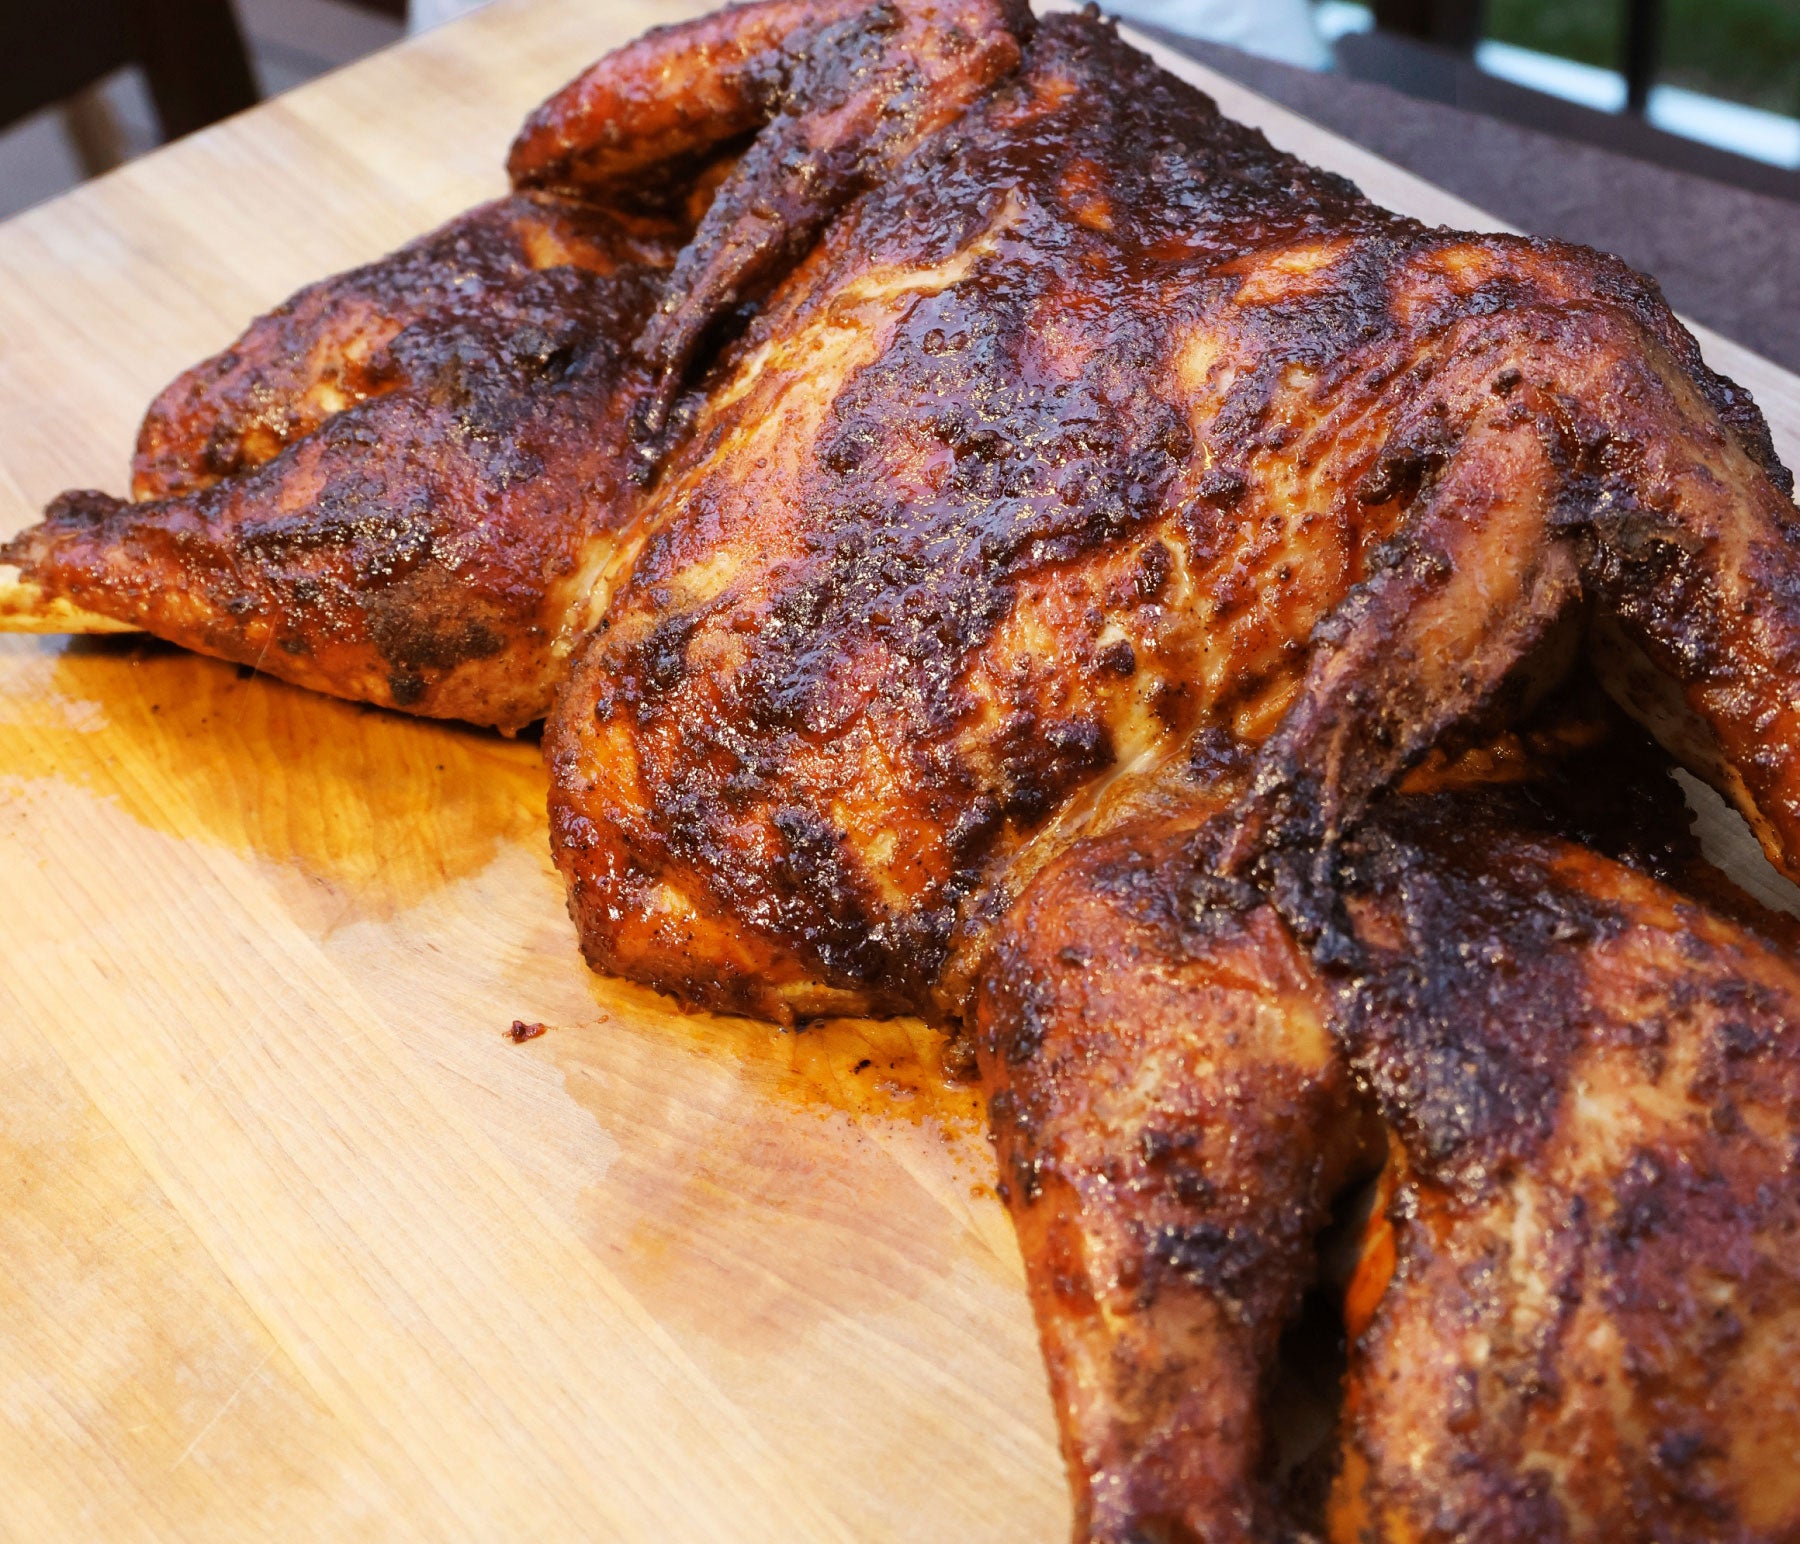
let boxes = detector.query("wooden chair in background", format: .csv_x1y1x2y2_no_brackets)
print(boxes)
0,0,258,173
0,0,409,179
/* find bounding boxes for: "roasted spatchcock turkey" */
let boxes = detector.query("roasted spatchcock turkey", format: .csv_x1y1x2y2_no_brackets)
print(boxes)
7,4,1800,1539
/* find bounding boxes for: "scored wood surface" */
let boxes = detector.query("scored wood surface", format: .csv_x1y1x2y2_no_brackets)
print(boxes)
0,4,1796,1539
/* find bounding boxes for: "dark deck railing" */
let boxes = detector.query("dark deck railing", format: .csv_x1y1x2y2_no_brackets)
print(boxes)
1372,0,1668,115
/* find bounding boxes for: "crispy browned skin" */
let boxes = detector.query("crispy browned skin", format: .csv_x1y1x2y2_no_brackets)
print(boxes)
6,0,1024,732
1228,297,1800,894
1328,794,1800,1544
547,10,1800,1027
976,801,1376,1544
509,0,1025,430
5,193,676,729
975,752,1800,1544
10,6,1800,1533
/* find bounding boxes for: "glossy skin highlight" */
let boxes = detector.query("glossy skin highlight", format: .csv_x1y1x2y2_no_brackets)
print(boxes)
6,194,678,730
1329,795,1800,1544
548,12,1800,1030
9,6,1800,1536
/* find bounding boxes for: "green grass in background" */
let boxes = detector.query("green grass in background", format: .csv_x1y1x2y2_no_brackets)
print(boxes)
1483,0,1800,115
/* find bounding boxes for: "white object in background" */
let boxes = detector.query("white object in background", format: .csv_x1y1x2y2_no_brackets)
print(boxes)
1474,39,1800,169
413,0,1327,70
1645,86,1800,171
1315,1,1800,171
1101,0,1329,70
1314,1,1373,43
409,0,492,33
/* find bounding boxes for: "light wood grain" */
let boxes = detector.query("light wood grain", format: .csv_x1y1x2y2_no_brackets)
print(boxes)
0,570,138,633
0,4,1795,1538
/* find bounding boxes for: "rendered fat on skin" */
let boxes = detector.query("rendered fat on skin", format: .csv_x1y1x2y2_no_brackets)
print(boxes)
977,768,1800,1544
3,0,1027,731
1330,794,1800,1544
4,194,678,731
976,805,1376,1544
544,10,1800,1030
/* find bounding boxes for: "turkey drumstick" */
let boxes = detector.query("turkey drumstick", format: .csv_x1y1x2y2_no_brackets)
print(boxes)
978,736,1800,1543
5,7,1800,1537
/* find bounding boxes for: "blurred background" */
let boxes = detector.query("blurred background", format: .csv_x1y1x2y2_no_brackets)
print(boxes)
0,0,1792,370
0,0,405,218
0,0,1792,221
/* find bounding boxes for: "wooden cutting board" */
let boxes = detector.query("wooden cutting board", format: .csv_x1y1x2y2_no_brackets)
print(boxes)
1,5,1796,1539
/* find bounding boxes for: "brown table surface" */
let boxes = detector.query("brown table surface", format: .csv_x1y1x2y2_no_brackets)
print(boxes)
0,7,1793,1540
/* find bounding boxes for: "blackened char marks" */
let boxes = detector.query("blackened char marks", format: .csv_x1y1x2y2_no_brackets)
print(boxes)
1336,795,1630,1189
1333,800,1800,1542
7,193,676,730
973,816,1370,1542
545,6,1800,1036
